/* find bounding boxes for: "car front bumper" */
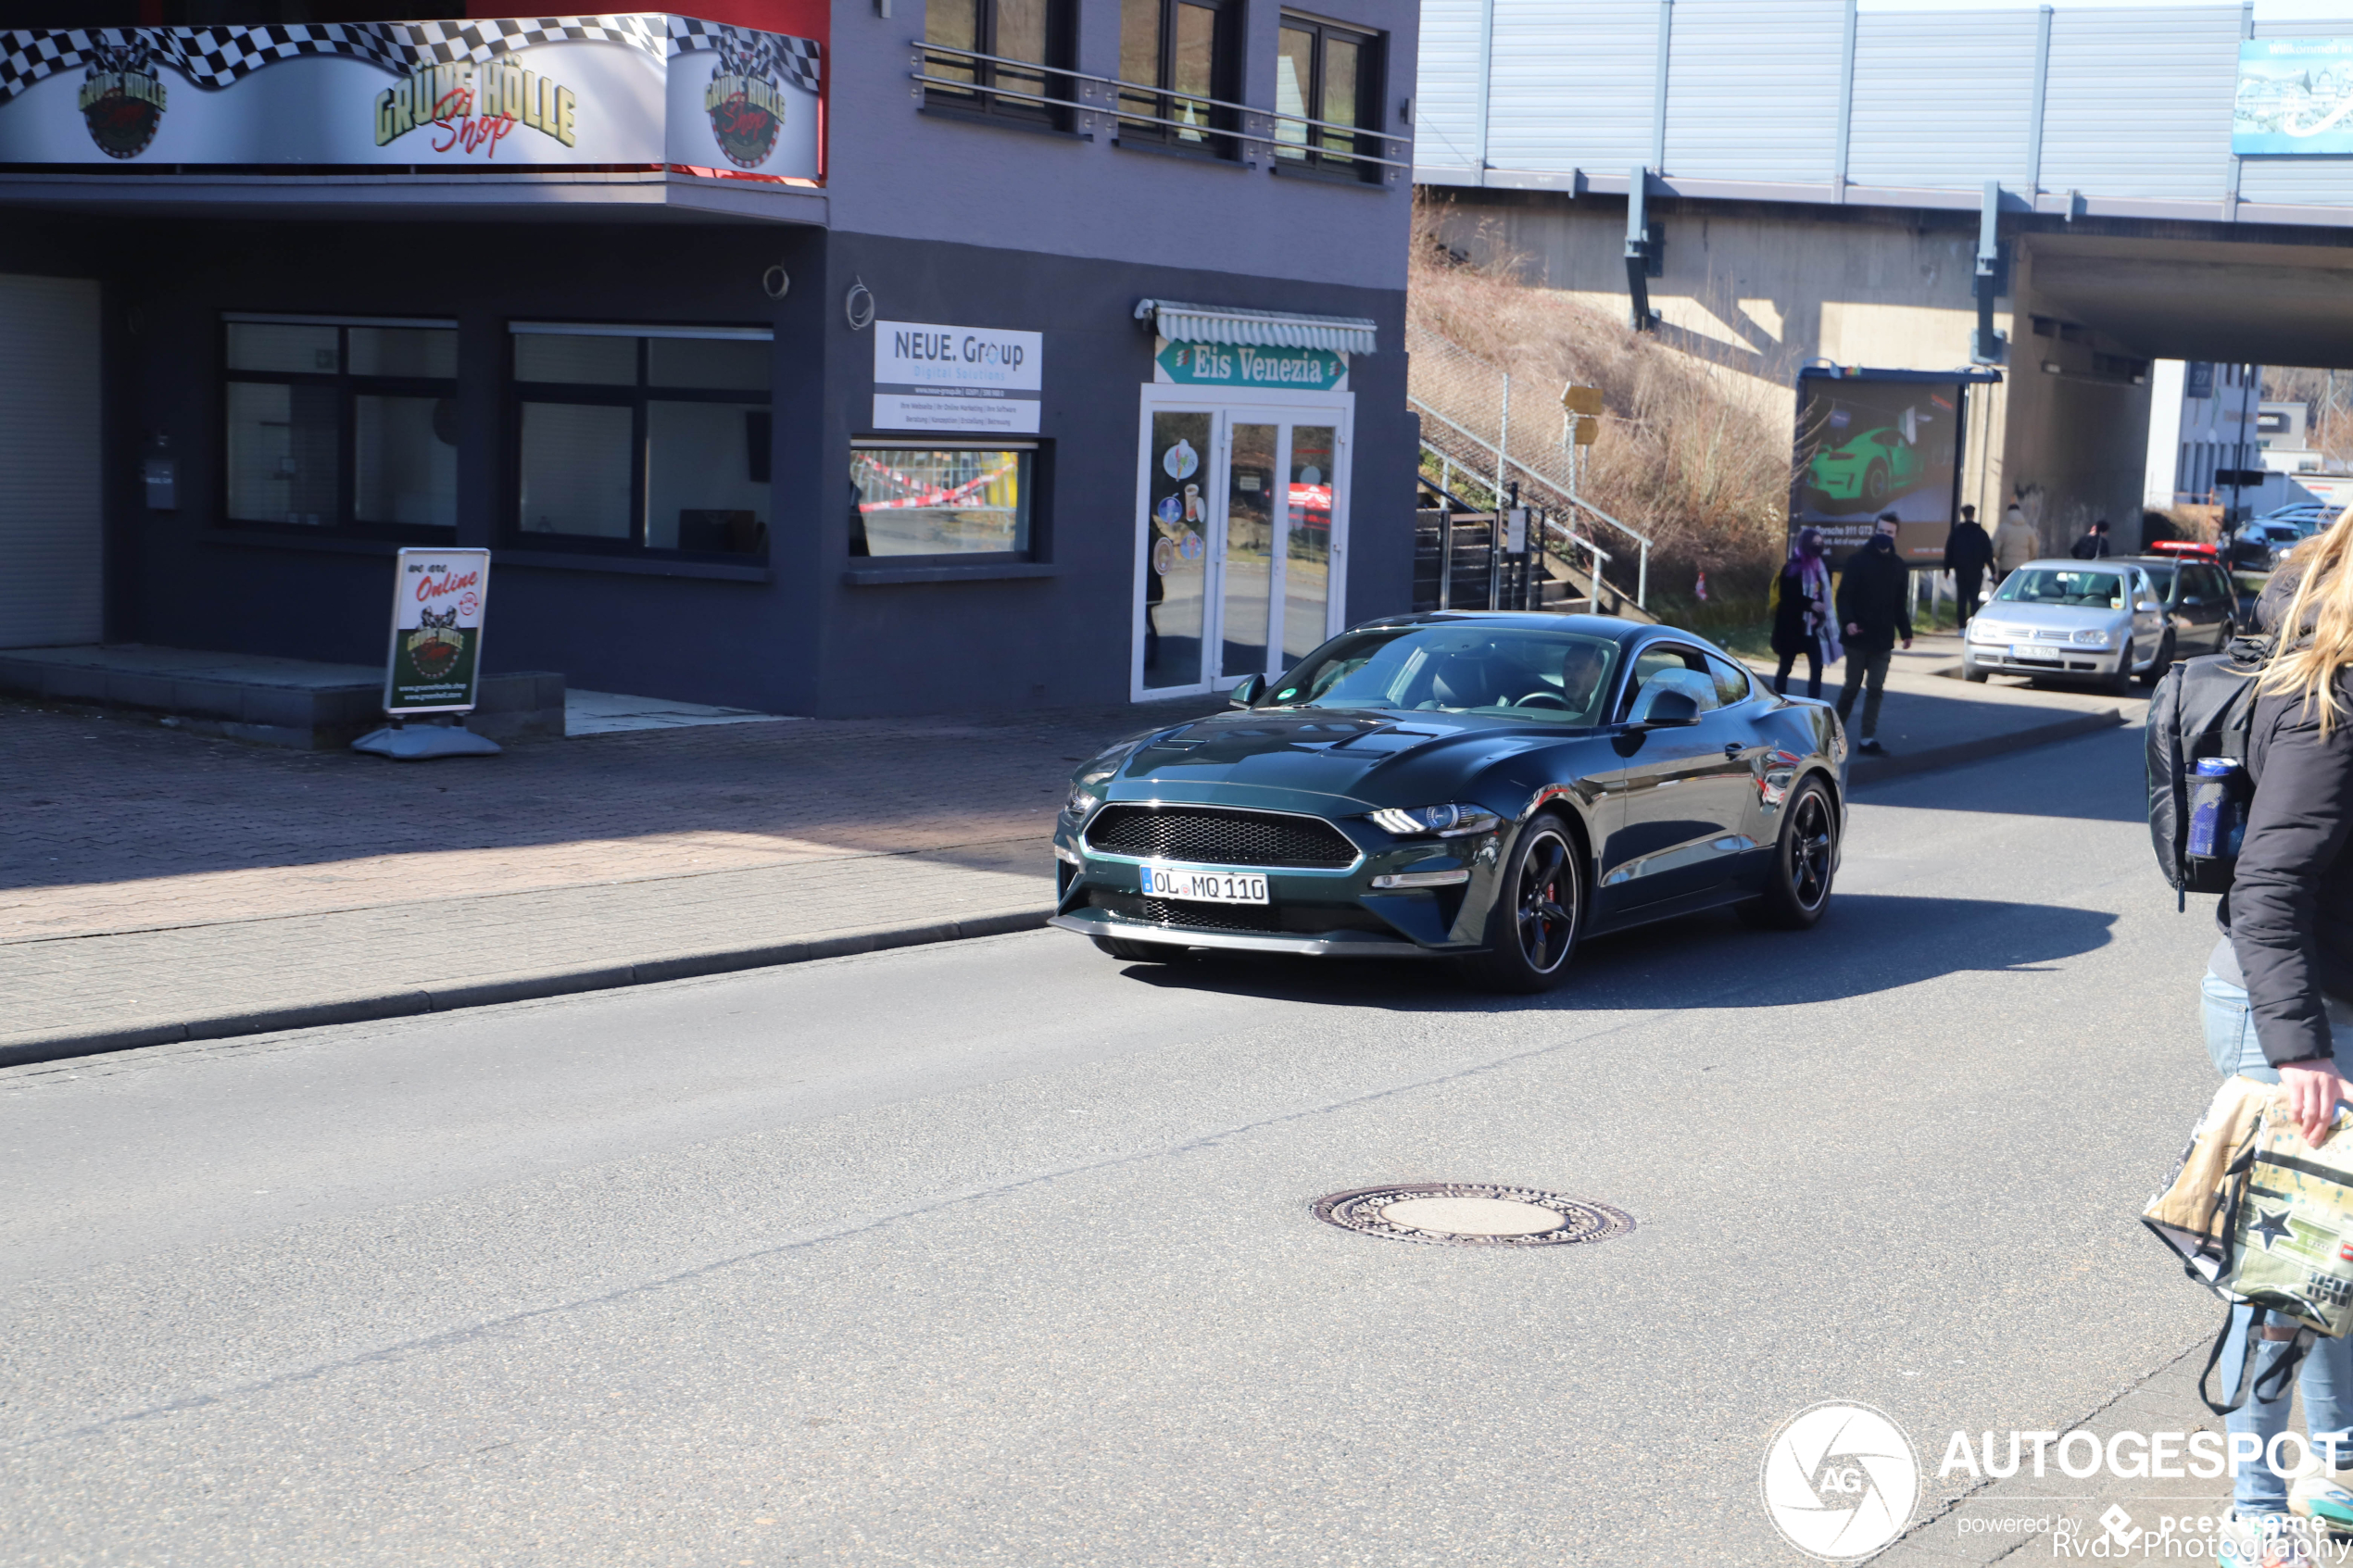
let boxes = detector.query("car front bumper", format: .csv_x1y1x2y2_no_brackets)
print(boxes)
1962,643,2126,677
1047,908,1448,958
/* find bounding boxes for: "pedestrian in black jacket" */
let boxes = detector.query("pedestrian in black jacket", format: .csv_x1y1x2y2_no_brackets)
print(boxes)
1833,514,1914,754
1770,527,1837,698
2070,519,2113,559
2197,535,2353,1529
1943,505,1994,628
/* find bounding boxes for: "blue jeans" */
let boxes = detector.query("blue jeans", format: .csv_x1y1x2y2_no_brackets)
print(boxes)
2204,972,2353,1513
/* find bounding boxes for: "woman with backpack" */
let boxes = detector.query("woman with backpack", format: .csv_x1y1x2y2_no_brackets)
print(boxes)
2207,522,2353,1562
1769,527,1838,699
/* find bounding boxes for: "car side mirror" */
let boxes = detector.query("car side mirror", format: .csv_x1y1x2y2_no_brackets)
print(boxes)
1637,688,1702,727
2137,601,2160,613
1229,674,1265,709
2182,595,2204,607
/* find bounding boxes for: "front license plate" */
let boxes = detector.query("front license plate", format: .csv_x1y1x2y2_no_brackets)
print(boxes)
2011,643,2057,660
1141,865,1269,904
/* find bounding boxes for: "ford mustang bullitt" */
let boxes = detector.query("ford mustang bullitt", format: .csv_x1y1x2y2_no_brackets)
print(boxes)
1049,613,1847,992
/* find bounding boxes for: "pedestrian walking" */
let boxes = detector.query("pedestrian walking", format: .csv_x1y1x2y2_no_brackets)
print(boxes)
2070,518,2114,559
1834,514,1912,755
1769,528,1840,699
2204,523,2353,1563
1993,502,2038,582
1944,504,1994,628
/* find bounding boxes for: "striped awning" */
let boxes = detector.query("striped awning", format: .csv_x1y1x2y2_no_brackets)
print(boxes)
1133,299,1378,355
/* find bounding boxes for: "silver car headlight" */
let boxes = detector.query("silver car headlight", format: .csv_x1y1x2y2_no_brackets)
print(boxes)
1967,620,2007,643
1369,804,1502,837
2071,628,2114,646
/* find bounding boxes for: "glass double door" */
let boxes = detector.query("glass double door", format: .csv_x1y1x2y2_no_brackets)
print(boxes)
1139,404,1345,696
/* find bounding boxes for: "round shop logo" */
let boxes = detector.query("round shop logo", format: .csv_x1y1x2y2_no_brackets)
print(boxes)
77,42,167,160
1760,1402,1919,1561
703,36,786,169
1163,438,1200,480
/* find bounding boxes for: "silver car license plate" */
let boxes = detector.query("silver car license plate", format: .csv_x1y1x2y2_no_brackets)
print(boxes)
1141,865,1269,904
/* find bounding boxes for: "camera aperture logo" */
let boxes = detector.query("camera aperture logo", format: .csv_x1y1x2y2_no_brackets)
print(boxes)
1763,1401,1922,1561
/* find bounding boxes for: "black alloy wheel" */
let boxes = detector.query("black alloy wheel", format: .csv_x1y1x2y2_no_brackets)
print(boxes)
2107,637,2136,696
1742,777,1838,930
1460,813,1581,994
1864,463,1890,505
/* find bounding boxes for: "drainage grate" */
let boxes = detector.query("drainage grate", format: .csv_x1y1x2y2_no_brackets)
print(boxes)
1312,1183,1635,1248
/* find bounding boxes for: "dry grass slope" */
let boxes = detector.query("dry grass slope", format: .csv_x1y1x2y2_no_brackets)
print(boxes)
1409,202,1794,632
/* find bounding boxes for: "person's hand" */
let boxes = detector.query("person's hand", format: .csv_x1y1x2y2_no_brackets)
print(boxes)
1845,622,1861,636
1901,638,1914,651
2280,1058,2348,1146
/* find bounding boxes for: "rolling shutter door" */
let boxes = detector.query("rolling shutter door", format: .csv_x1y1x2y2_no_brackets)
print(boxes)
1847,10,2040,192
1662,0,1844,184
0,274,102,649
2040,6,2238,202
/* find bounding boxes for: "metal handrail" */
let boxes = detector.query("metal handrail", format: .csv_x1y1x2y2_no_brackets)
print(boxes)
1410,393,1650,606
915,41,1415,146
1420,438,1612,613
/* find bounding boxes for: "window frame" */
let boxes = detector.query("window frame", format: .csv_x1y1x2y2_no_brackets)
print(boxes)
922,0,1077,132
218,312,459,542
505,322,774,562
1115,0,1242,161
848,437,1047,566
1272,10,1384,181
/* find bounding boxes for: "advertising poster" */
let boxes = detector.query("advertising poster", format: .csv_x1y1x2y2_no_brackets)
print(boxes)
0,15,822,182
2235,38,2353,156
872,320,1042,434
384,548,491,715
1789,373,1967,566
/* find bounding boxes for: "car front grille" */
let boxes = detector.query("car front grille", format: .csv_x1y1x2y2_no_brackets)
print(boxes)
1083,805,1358,869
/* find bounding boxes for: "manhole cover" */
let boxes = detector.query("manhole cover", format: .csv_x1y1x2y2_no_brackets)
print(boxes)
1312,1183,1635,1248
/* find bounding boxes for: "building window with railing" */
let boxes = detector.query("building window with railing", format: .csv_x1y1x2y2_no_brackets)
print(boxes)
924,0,1074,129
849,441,1039,561
510,323,773,559
1274,14,1382,180
221,314,459,538
1116,0,1238,158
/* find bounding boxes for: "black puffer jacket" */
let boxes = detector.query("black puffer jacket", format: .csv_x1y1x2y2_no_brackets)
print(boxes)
2224,568,2353,1065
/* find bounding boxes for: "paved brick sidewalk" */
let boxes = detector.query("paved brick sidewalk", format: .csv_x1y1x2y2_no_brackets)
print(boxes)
1,694,1216,1056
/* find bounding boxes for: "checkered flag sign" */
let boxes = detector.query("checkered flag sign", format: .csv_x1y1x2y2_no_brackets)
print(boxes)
667,17,820,96
0,14,819,104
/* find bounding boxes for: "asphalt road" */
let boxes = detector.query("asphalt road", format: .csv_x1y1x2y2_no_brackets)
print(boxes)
2,725,2228,1566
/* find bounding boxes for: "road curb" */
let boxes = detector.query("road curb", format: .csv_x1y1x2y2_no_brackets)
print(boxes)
1844,707,2126,789
0,909,1051,1071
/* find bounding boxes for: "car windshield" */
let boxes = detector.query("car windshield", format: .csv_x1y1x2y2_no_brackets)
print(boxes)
2137,562,2177,596
1994,568,2129,608
1270,626,1624,724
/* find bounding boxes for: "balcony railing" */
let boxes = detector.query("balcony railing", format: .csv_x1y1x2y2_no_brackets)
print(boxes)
911,42,1412,173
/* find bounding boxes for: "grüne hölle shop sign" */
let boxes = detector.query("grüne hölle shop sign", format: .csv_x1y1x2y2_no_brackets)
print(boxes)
384,548,491,715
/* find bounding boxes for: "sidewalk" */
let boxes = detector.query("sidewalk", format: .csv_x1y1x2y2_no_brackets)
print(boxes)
2,659,2140,1064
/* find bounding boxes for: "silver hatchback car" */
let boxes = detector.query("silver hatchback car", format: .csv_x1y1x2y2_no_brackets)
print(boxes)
1961,559,2172,692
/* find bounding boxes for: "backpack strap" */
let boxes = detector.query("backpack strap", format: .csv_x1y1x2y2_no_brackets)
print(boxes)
2200,1303,2283,1416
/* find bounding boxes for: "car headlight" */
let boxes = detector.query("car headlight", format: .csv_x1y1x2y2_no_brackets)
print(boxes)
1065,784,1101,817
1369,804,1502,837
2071,628,2113,646
1967,620,2005,642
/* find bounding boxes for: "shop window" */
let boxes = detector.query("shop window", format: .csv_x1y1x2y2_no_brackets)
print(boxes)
221,315,458,536
1116,0,1238,158
1274,14,1382,179
923,0,1074,129
510,324,772,558
849,443,1036,560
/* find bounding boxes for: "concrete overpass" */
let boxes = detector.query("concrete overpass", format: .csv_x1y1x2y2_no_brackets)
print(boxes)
1414,0,2353,546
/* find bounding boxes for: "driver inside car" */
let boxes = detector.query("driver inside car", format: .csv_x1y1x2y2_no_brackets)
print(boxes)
1559,643,1610,718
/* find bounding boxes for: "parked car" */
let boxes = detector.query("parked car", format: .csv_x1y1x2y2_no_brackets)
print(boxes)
1961,559,2173,692
2119,553,2240,659
1050,614,1847,993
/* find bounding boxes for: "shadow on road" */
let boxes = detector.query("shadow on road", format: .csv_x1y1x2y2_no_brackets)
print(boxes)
1110,893,2117,1012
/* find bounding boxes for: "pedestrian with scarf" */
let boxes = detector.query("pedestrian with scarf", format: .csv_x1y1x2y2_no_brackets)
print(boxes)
1771,527,1840,699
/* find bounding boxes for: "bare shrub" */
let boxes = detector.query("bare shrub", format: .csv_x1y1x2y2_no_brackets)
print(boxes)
1409,195,1793,623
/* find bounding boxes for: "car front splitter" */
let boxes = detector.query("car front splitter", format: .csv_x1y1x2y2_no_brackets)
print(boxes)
1048,909,1453,960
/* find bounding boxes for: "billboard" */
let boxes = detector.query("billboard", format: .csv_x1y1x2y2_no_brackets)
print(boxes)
1789,372,1969,567
0,15,822,182
2236,38,2353,156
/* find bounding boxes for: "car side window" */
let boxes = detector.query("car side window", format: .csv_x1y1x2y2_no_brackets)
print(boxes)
1622,645,1721,721
1705,652,1752,708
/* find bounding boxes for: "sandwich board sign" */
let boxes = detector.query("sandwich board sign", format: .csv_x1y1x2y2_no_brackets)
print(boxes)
353,547,501,759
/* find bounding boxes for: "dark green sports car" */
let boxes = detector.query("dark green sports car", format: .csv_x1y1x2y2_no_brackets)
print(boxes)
1050,613,1848,992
